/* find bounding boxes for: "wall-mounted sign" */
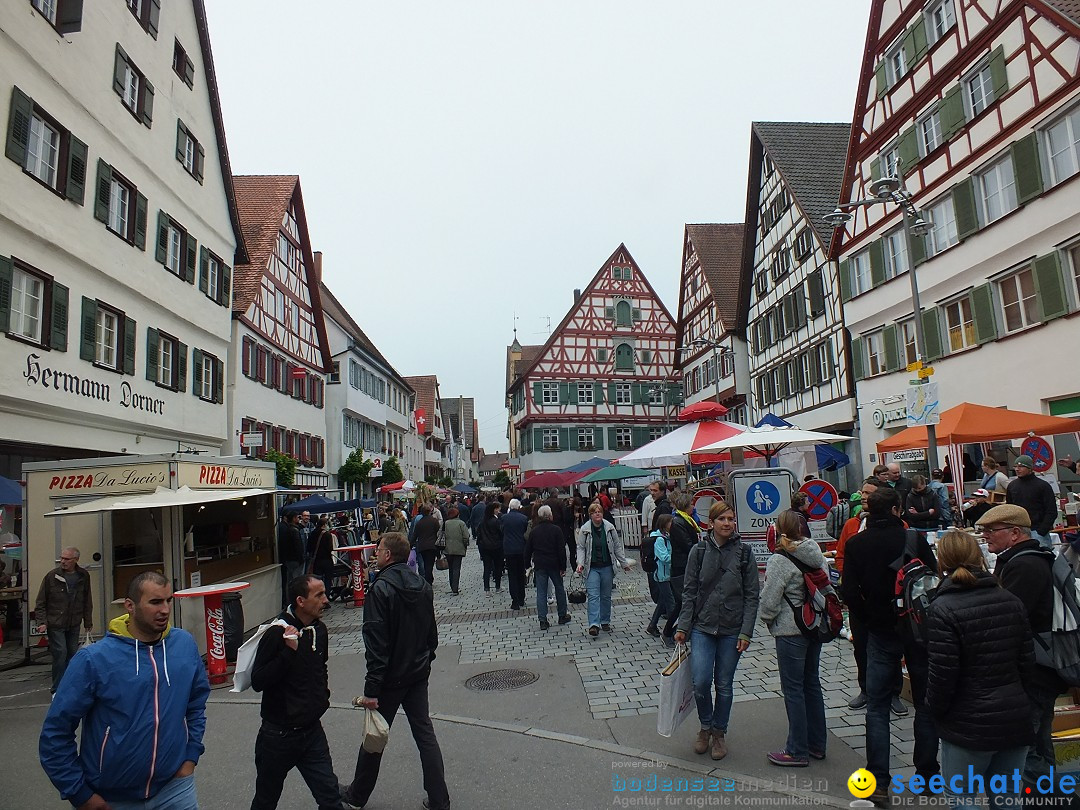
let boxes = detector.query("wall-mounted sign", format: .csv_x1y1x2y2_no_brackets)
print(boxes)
240,432,263,448
46,463,171,495
890,449,926,462
23,353,168,416
175,462,275,489
872,403,908,429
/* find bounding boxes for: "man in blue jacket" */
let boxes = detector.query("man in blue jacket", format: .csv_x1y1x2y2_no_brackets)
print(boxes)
501,498,530,610
40,571,210,810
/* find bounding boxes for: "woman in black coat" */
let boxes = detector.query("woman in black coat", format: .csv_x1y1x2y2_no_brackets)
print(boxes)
478,501,505,593
925,529,1034,808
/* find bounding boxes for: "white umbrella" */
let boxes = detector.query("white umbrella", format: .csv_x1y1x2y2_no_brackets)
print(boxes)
696,424,854,462
617,420,749,468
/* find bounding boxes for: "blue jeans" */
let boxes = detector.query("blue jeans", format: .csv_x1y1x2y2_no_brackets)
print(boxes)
535,569,567,622
689,629,741,732
940,740,1027,810
1030,530,1053,548
775,635,826,758
110,774,197,810
586,565,614,627
649,579,674,630
48,627,81,693
866,630,938,784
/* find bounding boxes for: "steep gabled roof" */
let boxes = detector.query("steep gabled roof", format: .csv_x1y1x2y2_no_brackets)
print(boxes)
1043,0,1080,27
320,282,412,391
403,375,440,437
231,175,298,313
440,397,476,448
684,223,746,334
479,452,509,473
505,343,543,395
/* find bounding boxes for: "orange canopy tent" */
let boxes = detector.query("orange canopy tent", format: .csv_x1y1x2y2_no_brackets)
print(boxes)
876,402,1080,453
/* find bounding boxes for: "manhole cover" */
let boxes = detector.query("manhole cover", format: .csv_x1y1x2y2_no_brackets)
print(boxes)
464,669,539,691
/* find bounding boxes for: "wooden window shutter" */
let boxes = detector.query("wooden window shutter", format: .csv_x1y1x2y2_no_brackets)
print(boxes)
630,383,643,404
607,427,617,449
191,350,203,394
55,0,84,34
632,307,642,321
175,120,187,163
804,349,820,386
155,211,169,263
566,383,578,405
869,239,886,287
79,296,97,361
882,324,899,372
939,85,966,141
140,80,154,128
793,290,807,328
93,159,112,223
195,142,205,183
1011,132,1044,205
198,246,209,293
667,382,682,405
807,270,825,315
850,337,866,381
113,46,128,97
596,348,608,363
147,0,161,39
781,296,794,334
532,427,543,451
970,285,998,344
0,256,12,330
214,359,224,403
176,342,187,391
50,282,69,351
557,382,569,403
870,157,882,181
632,427,648,447
558,427,569,449
241,337,252,377
5,86,33,167
532,382,542,404
952,178,979,240
220,263,231,307
65,136,88,205
605,306,615,319
185,233,197,283
875,62,888,97
134,192,148,250
594,427,604,450
1033,252,1069,321
123,316,137,375
897,127,919,171
910,231,928,266
640,349,652,364
988,45,1008,101
839,259,853,303
594,382,605,403
183,54,195,87
921,308,944,361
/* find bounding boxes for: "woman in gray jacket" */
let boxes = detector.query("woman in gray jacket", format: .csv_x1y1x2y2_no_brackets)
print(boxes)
758,511,828,768
673,500,758,762
443,507,470,595
575,502,631,637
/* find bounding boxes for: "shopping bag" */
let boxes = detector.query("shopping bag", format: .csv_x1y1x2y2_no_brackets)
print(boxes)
362,706,390,753
407,548,418,573
80,630,94,650
657,643,694,737
230,619,288,693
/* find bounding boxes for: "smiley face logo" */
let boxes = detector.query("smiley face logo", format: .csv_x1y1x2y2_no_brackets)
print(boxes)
848,768,877,798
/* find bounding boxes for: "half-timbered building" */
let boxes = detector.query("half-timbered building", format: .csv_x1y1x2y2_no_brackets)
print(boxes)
229,175,332,488
836,0,1080,470
506,245,679,477
675,224,750,424
743,123,856,457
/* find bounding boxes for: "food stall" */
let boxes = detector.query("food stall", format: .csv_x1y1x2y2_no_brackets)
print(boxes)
23,454,279,656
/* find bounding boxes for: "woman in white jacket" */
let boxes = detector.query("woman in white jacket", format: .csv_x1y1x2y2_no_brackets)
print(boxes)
758,511,828,768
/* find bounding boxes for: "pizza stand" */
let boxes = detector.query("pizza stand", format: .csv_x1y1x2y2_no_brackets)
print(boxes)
23,454,281,660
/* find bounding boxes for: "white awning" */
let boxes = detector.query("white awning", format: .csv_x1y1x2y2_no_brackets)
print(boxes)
45,486,276,517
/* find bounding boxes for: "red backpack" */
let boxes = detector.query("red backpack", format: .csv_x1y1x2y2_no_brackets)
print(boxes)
778,550,843,643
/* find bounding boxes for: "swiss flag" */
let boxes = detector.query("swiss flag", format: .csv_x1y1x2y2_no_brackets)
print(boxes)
414,408,427,432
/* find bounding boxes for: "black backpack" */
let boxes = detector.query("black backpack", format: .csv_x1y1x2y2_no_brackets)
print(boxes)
891,530,940,645
640,533,658,574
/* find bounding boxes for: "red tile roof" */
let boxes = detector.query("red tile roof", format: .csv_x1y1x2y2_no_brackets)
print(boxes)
231,175,298,313
685,224,746,333
403,375,440,437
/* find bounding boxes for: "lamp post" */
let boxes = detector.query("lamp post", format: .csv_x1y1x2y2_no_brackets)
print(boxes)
824,175,939,472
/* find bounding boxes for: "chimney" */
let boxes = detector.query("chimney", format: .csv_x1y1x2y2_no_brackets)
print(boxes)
573,289,581,303
313,251,323,283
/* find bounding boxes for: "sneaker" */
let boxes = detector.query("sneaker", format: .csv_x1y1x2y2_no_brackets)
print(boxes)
558,615,572,624
588,625,599,637
645,625,660,637
539,620,550,630
339,783,364,810
808,749,826,761
847,691,867,710
891,696,908,716
601,623,612,632
767,749,808,767
660,635,675,649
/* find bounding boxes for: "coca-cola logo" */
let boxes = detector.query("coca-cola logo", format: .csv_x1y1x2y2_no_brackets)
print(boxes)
350,557,363,589
206,607,226,662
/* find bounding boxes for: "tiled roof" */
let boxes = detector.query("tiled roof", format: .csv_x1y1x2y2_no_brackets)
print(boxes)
505,343,544,395
685,224,745,333
403,375,440,437
320,283,411,389
479,452,509,473
1043,0,1080,27
440,397,476,448
231,175,298,313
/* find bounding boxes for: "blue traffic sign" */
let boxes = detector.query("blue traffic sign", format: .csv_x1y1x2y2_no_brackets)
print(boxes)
746,481,781,515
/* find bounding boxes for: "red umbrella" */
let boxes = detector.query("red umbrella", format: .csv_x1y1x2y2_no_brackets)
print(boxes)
678,402,728,421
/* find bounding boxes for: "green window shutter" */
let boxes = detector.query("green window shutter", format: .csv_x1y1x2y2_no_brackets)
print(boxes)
594,382,605,403
198,246,209,293
532,382,542,405
989,45,1008,100
630,383,642,405
953,178,979,240
134,193,148,250
850,337,866,381
605,306,615,319
607,382,617,403
781,295,794,333
532,427,543,451
807,270,824,315
971,284,998,344
147,0,161,39
805,349,820,385
667,382,682,405
640,349,652,364
113,46,128,96
910,232,928,266
175,120,187,163
607,427,617,449
0,256,12,329
594,427,604,450
5,86,33,167
220,263,231,307
191,348,203,395
123,317,136,375
1011,132,1044,205
869,239,886,287
558,382,569,403
184,233,197,283
921,308,944,361
882,324,899,372
596,348,607,363
909,15,929,60
897,127,919,172
632,427,648,447
795,294,807,328
50,282,69,351
875,62,888,97
631,307,642,322
777,366,789,398
79,297,97,361
64,136,88,205
567,382,578,404
94,159,112,223
140,80,154,128
839,259,853,303
145,328,159,382
214,358,224,403
155,211,169,264
870,157,882,181
195,143,205,183
558,427,569,450
1034,252,1069,321
940,85,966,140
176,342,187,391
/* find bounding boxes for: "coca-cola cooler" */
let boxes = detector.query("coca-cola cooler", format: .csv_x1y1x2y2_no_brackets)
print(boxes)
222,592,244,662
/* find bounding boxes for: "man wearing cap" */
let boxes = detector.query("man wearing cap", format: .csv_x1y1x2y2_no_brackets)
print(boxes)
962,489,993,526
978,503,1062,793
1006,455,1058,547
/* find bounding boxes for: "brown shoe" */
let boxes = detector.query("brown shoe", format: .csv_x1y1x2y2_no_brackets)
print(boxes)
710,730,727,760
693,728,710,755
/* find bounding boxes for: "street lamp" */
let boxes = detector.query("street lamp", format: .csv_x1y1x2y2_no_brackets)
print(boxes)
825,173,939,472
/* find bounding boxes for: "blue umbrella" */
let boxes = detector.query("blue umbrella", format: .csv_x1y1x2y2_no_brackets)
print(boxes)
452,483,477,494
0,475,21,506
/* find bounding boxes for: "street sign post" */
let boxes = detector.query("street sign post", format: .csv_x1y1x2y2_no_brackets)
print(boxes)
728,468,797,564
1020,436,1054,473
906,382,941,426
799,479,838,522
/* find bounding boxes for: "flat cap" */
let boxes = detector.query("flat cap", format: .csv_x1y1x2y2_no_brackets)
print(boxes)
975,503,1032,528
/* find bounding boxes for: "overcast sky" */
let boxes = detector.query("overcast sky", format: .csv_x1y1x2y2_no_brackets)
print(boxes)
205,0,872,454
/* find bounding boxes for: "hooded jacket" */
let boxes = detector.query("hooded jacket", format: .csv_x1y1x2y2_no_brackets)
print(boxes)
363,562,438,698
250,606,331,728
39,615,210,808
676,534,759,641
758,538,828,637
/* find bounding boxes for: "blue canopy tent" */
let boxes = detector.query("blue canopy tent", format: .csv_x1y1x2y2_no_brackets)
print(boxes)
281,494,377,515
0,475,21,506
451,483,477,494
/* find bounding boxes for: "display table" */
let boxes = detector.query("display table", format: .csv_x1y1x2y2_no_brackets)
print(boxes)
336,544,376,608
173,581,250,684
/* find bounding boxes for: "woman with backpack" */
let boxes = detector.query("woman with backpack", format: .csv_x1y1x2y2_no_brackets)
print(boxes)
645,514,675,644
758,511,829,767
925,529,1033,809
673,500,759,762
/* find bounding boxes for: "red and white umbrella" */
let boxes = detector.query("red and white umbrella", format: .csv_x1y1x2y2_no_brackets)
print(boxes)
616,419,748,468
377,479,415,494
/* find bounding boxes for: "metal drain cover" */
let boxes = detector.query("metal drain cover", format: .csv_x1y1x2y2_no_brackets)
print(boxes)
464,668,539,691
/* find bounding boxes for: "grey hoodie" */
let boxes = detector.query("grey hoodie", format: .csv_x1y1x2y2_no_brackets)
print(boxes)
758,539,828,638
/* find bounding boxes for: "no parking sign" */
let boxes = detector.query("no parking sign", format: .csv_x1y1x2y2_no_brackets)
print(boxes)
1021,436,1054,473
799,479,838,522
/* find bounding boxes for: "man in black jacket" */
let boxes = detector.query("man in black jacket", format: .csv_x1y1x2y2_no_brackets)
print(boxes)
840,488,938,804
1006,454,1059,547
250,574,344,810
905,475,940,531
978,503,1064,794
342,533,450,810
276,513,304,607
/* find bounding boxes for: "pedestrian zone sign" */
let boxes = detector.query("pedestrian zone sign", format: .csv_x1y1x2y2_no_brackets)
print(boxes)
731,473,787,535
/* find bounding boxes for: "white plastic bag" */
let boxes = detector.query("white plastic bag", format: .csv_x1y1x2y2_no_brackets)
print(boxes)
362,706,390,753
657,643,694,737
80,630,94,650
230,619,288,693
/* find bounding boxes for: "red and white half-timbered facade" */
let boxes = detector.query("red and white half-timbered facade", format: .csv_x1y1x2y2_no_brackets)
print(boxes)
228,175,332,487
507,245,679,476
837,0,1080,470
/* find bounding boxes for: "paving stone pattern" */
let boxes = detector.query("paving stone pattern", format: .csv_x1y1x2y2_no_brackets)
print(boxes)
323,549,916,767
